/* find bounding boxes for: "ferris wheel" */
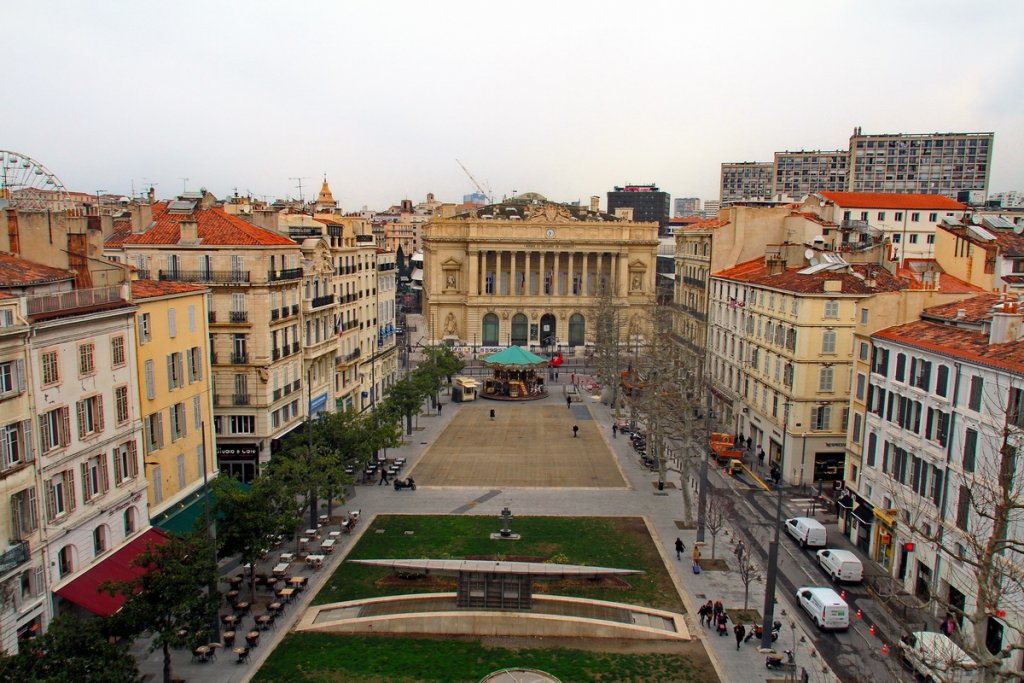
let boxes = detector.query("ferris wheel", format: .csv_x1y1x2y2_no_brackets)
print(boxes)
0,150,74,211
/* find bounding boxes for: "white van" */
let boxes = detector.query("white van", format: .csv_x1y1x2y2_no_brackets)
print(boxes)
785,517,827,548
816,548,864,583
899,631,979,682
796,586,849,631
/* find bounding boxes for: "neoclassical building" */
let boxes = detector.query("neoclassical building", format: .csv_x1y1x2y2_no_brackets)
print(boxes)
422,196,658,351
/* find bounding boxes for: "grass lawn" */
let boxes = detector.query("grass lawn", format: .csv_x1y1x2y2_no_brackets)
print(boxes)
313,515,683,611
251,515,716,682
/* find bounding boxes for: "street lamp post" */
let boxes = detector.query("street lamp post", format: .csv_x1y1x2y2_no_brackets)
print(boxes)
696,384,712,543
760,401,791,649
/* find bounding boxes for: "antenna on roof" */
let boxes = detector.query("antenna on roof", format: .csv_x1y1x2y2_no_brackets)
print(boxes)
290,177,309,205
180,177,189,193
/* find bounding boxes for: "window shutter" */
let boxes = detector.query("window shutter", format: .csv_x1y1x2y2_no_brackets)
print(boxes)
10,495,21,537
143,418,152,455
145,360,155,400
167,355,174,388
128,441,138,477
188,304,196,333
27,487,37,530
14,359,24,392
156,414,164,449
96,397,105,432
176,354,184,387
168,308,177,338
0,429,9,468
76,400,86,439
196,348,203,380
22,419,33,463
45,481,55,521
66,470,76,513
61,408,70,447
99,454,110,492
81,462,91,503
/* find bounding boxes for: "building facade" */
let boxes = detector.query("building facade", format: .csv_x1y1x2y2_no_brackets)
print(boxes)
422,198,658,351
607,185,671,230
719,163,773,205
674,197,701,218
772,150,849,200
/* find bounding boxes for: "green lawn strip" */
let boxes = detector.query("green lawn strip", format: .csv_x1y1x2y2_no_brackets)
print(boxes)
253,632,708,683
313,515,682,611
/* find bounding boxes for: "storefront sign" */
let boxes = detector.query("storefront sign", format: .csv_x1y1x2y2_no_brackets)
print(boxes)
217,444,258,459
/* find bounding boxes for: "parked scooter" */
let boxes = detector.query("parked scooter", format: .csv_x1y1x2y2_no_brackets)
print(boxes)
765,649,795,671
393,477,416,491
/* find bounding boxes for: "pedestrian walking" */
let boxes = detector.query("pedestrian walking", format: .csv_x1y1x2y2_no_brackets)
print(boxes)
490,409,495,421
438,402,442,414
734,540,746,562
734,623,746,650
757,446,765,469
572,424,579,438
612,424,618,439
378,468,389,486
555,371,559,381
675,537,685,560
692,546,702,574
746,436,752,450
697,602,709,628
702,601,713,627
566,395,572,409
716,612,729,637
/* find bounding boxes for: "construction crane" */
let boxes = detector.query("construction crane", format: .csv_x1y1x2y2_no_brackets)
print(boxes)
455,159,493,204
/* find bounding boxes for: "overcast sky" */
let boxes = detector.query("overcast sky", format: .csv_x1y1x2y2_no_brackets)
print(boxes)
4,1,1022,210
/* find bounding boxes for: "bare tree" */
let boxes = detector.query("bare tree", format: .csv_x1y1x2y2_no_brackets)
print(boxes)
590,282,625,415
880,373,1024,681
736,549,762,610
705,489,731,559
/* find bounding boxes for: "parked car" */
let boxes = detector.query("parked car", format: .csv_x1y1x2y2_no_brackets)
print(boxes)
899,631,979,682
795,586,849,631
816,548,863,583
785,517,827,548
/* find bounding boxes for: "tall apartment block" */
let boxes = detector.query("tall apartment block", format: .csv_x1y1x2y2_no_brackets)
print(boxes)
674,197,701,218
607,184,671,229
719,163,773,205
720,129,994,204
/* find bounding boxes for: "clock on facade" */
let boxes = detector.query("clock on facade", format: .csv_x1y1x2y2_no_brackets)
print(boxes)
545,229,555,237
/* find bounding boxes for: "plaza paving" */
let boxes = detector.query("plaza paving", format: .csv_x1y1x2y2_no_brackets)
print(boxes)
410,400,627,488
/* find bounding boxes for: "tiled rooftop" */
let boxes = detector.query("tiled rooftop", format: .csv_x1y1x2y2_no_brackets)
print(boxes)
104,219,133,248
921,293,1004,323
818,191,967,211
124,202,296,247
715,257,907,294
874,319,1024,375
674,218,730,231
131,280,209,299
0,252,76,287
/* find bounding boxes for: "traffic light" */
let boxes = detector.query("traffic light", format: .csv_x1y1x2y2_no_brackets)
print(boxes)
904,542,915,552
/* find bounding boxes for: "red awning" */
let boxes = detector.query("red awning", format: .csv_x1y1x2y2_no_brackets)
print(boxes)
55,528,168,617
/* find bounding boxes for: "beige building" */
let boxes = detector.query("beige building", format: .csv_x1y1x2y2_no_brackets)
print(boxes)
422,197,658,350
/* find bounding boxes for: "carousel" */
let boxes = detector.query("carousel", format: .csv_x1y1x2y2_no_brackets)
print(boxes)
480,346,549,401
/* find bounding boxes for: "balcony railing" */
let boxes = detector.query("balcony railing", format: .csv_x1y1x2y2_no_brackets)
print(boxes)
208,311,217,323
268,267,303,282
310,294,335,309
231,352,249,364
291,342,299,354
229,310,249,323
25,285,127,318
355,234,374,243
288,227,323,238
158,269,250,284
214,393,254,407
0,540,29,575
270,309,279,321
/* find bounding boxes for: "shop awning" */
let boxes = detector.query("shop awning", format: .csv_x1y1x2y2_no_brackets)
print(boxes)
853,503,874,525
873,507,898,526
152,486,214,535
55,528,168,617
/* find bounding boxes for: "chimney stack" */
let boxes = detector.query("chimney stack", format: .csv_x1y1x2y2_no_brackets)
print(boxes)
131,201,153,234
178,219,198,245
989,301,1024,344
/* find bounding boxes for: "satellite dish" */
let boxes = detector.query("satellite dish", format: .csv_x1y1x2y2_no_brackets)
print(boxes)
1014,223,1023,235
809,257,820,266
804,248,815,260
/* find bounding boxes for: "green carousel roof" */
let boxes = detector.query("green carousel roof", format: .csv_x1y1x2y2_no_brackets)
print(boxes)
481,345,549,368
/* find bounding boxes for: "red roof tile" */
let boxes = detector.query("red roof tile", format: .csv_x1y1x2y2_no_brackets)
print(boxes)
922,293,1005,323
124,202,296,247
131,280,208,300
874,320,1024,376
0,252,76,287
715,257,907,294
104,220,133,248
818,192,967,211
896,260,984,294
675,218,730,231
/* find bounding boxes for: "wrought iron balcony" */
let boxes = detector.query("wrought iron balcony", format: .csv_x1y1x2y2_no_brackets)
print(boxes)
158,270,250,284
270,309,279,321
268,267,303,282
0,540,29,574
310,294,335,309
25,285,127,318
208,311,217,323
230,352,249,364
229,311,249,323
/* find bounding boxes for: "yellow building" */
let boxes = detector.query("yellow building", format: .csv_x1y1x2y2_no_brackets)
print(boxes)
422,196,658,350
130,281,217,532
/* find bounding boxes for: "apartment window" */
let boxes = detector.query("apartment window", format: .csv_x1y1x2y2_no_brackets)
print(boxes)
139,313,151,343
936,365,949,398
892,233,901,243
866,432,877,468
188,304,196,332
0,359,25,397
76,395,104,439
911,212,920,222
819,367,834,392
0,421,32,470
856,373,866,401
193,395,202,431
956,485,971,530
168,308,177,338
810,406,831,431
124,508,136,536
859,342,869,361
230,415,255,434
111,336,126,367
80,453,109,503
41,407,71,452
187,347,203,382
911,359,932,390
963,429,978,473
877,212,886,221
57,545,73,578
46,469,76,521
852,413,862,444
93,526,107,556
927,234,935,244
115,385,130,424
152,466,163,504
909,234,919,244
895,212,904,221
177,454,186,490
41,350,59,385
929,213,938,222
822,330,837,354
168,352,184,389
895,353,907,382
824,300,839,319
170,402,186,441
113,441,138,485
10,487,38,537
968,375,984,411
78,343,95,376
860,211,868,221
1009,388,1024,429
144,413,164,454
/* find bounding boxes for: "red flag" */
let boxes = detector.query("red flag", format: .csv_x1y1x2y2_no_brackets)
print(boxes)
552,352,564,367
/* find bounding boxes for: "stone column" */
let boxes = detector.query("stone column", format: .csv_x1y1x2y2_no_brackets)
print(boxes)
507,250,514,297
525,250,532,296
469,249,479,296
567,249,575,295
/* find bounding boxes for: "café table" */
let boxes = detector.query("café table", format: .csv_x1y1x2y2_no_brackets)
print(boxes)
192,645,210,663
233,646,250,663
268,601,283,615
321,539,335,554
222,614,239,627
304,528,319,538
305,554,325,569
279,552,294,563
256,614,273,630
235,601,251,615
246,631,260,647
277,587,295,602
328,530,341,538
272,562,290,576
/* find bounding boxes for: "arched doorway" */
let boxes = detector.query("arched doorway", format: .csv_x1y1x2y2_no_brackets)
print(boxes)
568,313,585,346
540,313,556,348
511,313,528,346
482,313,499,346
